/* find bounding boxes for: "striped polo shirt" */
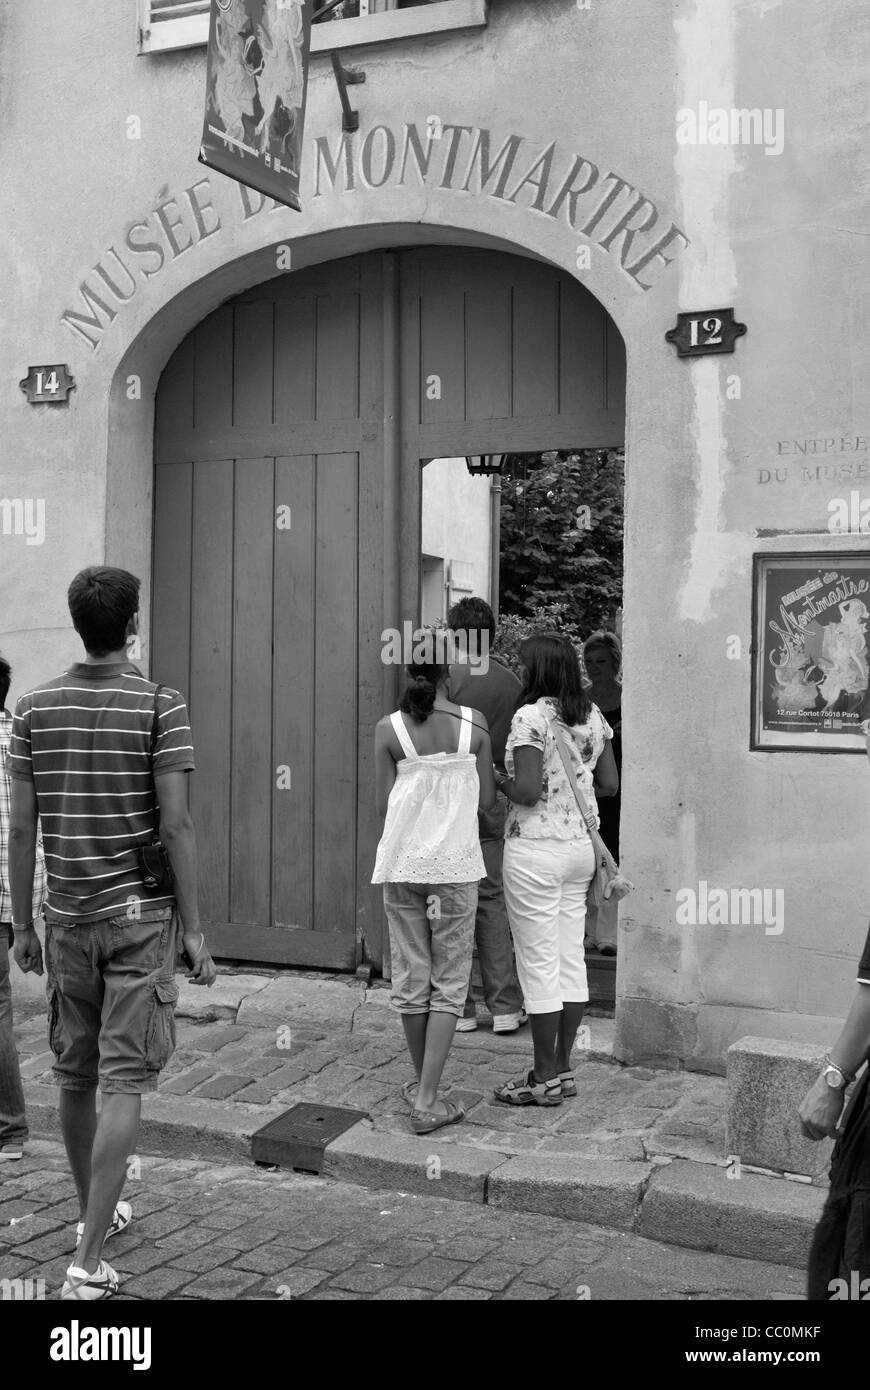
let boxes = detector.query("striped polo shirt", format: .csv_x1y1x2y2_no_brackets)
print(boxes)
7,662,195,923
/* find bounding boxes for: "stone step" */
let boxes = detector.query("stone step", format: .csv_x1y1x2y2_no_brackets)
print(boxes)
26,1083,825,1270
637,1157,826,1270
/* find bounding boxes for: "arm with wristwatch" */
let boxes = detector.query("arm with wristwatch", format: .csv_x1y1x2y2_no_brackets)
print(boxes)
798,716,870,1140
798,988,870,1140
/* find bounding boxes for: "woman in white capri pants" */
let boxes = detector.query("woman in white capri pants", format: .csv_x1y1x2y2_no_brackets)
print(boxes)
494,633,619,1106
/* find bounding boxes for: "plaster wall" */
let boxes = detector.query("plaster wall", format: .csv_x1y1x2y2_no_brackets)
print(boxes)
2,0,869,1066
421,458,493,610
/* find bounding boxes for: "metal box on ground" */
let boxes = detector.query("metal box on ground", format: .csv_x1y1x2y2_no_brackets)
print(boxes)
251,1102,369,1174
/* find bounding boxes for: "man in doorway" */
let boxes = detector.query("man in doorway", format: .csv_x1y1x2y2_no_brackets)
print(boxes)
8,567,215,1300
0,654,46,1162
447,597,526,1033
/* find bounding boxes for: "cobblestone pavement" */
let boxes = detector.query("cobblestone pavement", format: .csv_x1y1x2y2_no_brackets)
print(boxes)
0,1142,806,1301
14,977,728,1166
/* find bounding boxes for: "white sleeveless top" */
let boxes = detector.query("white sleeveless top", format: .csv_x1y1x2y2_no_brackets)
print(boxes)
372,707,486,885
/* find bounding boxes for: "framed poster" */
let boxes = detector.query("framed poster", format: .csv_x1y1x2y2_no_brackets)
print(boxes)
752,553,870,751
199,0,313,213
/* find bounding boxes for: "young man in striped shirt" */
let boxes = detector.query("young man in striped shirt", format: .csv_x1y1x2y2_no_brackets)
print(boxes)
8,567,215,1300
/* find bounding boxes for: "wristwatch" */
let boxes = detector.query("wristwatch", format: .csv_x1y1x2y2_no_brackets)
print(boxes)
821,1060,853,1090
11,920,34,932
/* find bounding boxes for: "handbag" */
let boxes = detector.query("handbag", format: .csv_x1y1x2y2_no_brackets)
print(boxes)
136,684,174,893
549,716,634,909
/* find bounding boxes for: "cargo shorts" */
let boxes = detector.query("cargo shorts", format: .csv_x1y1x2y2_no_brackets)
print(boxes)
44,906,179,1094
383,881,478,1016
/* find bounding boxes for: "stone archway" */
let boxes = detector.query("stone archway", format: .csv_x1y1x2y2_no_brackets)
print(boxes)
109,229,627,971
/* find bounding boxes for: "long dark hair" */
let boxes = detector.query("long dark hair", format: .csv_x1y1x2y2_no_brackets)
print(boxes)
519,632,591,726
400,658,448,723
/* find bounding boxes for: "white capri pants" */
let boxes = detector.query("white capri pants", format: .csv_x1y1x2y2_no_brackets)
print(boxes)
502,837,596,1013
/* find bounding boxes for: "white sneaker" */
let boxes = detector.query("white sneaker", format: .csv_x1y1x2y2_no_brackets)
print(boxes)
455,1016,478,1032
61,1259,120,1301
76,1200,132,1247
492,1009,529,1034
0,1144,24,1161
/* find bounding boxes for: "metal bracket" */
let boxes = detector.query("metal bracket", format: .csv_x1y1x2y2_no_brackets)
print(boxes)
330,51,366,132
313,1,366,133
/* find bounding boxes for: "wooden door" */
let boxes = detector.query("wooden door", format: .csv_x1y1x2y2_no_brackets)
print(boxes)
396,247,625,625
151,246,625,969
152,256,384,967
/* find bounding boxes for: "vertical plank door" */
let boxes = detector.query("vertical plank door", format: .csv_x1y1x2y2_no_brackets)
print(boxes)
153,263,374,968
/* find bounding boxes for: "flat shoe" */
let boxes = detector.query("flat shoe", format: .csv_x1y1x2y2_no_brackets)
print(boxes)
402,1080,450,1111
410,1100,466,1135
558,1071,577,1098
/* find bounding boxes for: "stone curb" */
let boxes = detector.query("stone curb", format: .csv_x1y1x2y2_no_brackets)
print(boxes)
25,1081,824,1269
488,1154,654,1231
322,1121,508,1202
24,1081,285,1163
637,1158,827,1269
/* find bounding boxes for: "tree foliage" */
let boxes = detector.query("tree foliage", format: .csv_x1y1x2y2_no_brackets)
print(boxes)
493,602,588,679
498,448,624,634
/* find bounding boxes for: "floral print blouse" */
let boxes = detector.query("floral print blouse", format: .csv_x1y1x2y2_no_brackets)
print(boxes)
504,697,613,841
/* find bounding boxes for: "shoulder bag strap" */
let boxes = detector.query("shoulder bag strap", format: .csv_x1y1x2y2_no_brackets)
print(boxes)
549,717,599,836
552,718,621,877
151,684,164,837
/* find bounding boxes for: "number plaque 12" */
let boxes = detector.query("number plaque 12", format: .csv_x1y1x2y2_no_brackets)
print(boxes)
665,309,747,358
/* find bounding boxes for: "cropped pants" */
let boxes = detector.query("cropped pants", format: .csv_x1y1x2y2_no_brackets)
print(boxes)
502,837,596,1014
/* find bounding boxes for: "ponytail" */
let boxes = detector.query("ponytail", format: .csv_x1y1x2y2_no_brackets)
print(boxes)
400,672,437,722
398,628,449,722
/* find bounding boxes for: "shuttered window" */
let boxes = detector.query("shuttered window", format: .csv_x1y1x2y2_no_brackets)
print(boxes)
137,0,488,55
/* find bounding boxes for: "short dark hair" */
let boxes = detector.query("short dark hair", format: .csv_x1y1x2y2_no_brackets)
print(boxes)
0,655,10,709
68,567,140,658
519,631,591,726
447,596,496,645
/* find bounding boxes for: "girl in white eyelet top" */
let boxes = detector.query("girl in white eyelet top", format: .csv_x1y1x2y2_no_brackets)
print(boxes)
372,705,486,883
372,657,496,1128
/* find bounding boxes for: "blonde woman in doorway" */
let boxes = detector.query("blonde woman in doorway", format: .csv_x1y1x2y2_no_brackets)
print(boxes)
582,631,623,957
373,642,496,1135
494,633,618,1106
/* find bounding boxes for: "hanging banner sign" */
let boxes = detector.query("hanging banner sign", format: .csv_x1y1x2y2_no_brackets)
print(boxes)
199,0,313,213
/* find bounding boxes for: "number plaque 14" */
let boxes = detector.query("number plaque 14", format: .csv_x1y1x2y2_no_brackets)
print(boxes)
665,308,747,358
19,364,76,403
